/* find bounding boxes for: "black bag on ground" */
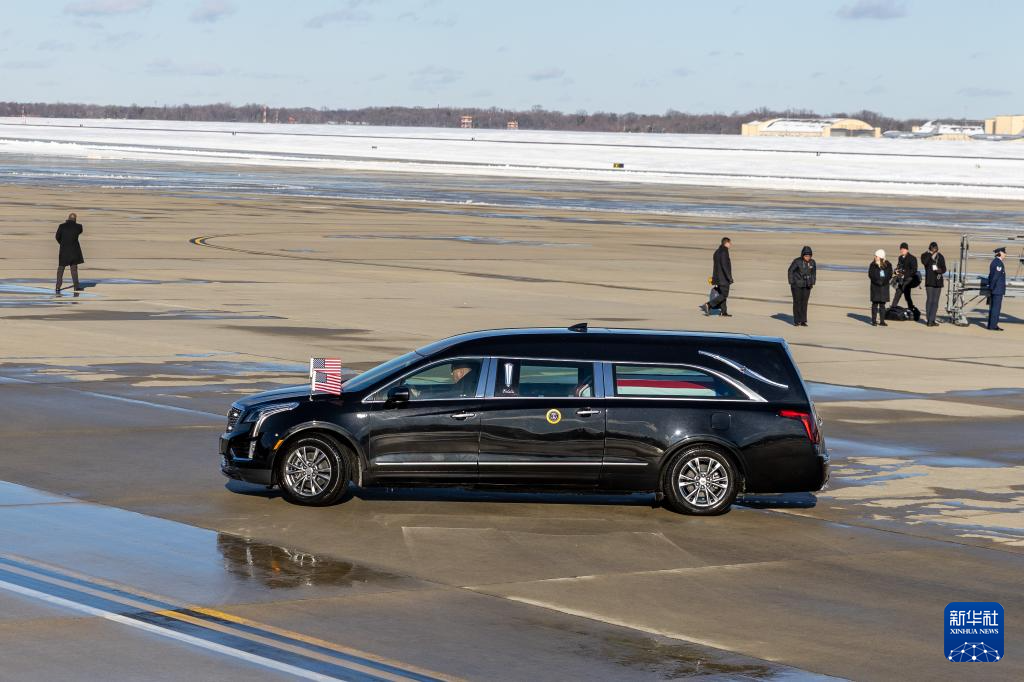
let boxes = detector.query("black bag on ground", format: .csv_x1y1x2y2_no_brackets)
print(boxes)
885,305,916,321
708,286,725,309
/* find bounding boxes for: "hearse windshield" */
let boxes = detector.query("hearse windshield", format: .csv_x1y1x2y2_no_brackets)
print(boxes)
342,350,423,393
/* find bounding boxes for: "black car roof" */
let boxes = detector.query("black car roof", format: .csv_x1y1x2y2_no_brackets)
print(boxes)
416,326,787,358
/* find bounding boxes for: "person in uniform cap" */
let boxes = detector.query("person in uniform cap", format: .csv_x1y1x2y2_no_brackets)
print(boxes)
787,245,816,326
891,241,919,316
55,212,85,294
987,247,1008,331
920,241,946,326
701,237,733,317
869,249,893,326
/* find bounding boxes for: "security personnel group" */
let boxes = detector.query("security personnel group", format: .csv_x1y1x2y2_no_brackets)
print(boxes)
701,237,1012,331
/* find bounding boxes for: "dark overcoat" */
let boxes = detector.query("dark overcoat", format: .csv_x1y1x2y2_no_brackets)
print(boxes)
869,260,893,303
712,246,733,286
788,257,816,288
55,221,85,266
896,252,919,287
921,251,946,288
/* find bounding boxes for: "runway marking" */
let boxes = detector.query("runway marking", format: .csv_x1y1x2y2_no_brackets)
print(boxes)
0,554,454,682
0,371,224,420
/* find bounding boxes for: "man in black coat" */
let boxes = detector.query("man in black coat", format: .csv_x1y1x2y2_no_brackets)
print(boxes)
787,245,816,326
890,242,919,314
701,237,733,317
55,212,85,294
920,241,946,326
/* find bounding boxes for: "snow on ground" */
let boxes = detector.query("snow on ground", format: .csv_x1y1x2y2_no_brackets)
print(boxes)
2,117,1024,200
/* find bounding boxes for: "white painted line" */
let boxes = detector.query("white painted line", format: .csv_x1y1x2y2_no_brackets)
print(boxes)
0,579,346,682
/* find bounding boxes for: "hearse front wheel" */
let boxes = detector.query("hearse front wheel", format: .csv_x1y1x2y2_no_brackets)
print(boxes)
663,446,738,515
276,434,351,506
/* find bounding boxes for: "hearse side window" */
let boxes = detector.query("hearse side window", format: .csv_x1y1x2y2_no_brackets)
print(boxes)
370,359,483,401
495,360,595,398
612,364,742,399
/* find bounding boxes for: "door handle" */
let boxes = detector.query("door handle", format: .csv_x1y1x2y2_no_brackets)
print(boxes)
450,411,476,420
576,408,601,417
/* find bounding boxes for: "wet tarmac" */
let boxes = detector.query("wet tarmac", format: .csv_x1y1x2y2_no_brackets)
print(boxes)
0,478,834,681
0,359,1021,680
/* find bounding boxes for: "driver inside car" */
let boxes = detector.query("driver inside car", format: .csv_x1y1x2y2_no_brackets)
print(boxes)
448,361,478,397
406,360,479,400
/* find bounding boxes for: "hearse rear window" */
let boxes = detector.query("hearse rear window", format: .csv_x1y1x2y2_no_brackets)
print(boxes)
495,360,595,398
612,365,741,399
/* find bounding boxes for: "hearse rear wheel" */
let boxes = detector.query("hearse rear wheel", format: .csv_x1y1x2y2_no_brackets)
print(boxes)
663,446,738,516
276,434,351,506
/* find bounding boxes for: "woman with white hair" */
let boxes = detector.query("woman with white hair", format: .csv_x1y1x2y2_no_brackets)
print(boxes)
869,249,894,326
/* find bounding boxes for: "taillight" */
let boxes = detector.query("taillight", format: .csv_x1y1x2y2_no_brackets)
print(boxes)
779,410,820,444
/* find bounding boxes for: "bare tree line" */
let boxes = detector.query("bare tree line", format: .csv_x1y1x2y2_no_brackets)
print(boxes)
0,101,924,134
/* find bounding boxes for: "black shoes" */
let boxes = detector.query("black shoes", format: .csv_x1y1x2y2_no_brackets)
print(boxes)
699,304,709,316
990,327,1004,331
800,322,808,327
720,313,732,317
879,321,888,327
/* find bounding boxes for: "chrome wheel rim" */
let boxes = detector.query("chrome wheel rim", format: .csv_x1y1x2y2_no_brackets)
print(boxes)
677,456,729,508
283,445,333,498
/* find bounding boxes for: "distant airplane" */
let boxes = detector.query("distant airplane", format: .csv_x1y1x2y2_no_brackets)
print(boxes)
885,119,1023,141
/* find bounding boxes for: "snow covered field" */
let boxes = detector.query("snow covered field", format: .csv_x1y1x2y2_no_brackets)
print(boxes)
2,117,1024,200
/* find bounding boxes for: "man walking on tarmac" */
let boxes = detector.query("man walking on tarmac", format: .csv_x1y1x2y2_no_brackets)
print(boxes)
987,247,1007,331
701,237,733,317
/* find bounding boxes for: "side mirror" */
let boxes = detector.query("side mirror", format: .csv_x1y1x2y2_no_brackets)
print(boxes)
386,385,411,405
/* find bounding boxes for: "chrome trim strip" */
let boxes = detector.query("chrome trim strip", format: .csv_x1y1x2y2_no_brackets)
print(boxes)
374,462,476,466
603,396,756,403
603,462,649,466
479,461,603,466
698,350,789,390
375,461,604,466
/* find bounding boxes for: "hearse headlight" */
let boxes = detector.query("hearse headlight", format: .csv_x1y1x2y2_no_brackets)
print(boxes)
244,402,300,432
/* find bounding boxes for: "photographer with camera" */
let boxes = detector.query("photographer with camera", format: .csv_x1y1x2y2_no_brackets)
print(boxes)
787,245,816,326
890,242,920,319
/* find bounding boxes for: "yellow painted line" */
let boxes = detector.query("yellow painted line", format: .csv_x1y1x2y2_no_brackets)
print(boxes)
152,608,418,682
0,561,161,613
191,607,464,682
2,554,456,682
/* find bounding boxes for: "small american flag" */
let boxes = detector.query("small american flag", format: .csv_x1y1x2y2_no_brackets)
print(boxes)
310,358,343,394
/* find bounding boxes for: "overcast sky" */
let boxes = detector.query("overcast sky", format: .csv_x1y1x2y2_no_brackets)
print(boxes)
1,0,1020,118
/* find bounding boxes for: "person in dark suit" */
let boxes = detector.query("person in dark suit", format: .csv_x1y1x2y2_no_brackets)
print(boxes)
701,237,733,317
920,242,946,326
987,247,1007,331
869,249,893,327
787,245,816,326
890,242,919,315
55,212,85,294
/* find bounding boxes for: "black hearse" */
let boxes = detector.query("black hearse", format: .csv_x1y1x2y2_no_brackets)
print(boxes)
221,326,828,514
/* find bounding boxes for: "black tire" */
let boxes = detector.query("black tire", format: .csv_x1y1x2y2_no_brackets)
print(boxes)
276,434,351,506
662,446,739,516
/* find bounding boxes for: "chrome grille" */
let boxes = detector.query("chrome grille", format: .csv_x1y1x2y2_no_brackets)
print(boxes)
226,407,243,432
